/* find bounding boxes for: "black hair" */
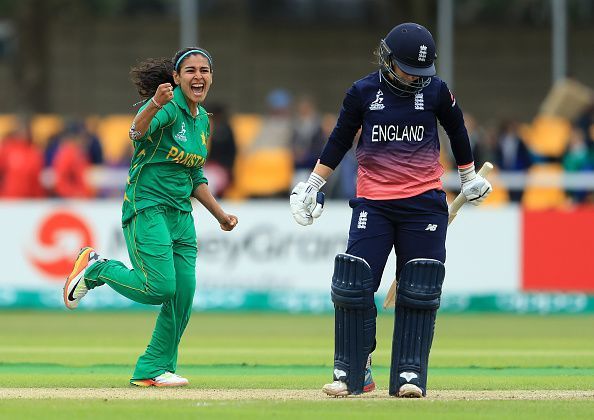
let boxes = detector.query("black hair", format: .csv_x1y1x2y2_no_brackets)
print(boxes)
130,58,175,100
173,46,213,73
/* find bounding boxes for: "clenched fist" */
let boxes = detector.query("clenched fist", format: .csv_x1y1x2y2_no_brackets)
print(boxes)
152,83,175,108
219,214,238,231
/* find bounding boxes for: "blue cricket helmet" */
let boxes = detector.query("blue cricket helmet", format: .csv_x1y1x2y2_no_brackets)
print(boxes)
379,23,437,96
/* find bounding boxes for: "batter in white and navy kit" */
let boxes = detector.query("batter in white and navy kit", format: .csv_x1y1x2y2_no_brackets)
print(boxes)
290,23,492,398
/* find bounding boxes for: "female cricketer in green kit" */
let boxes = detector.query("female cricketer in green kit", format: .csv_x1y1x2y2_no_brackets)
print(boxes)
63,47,238,387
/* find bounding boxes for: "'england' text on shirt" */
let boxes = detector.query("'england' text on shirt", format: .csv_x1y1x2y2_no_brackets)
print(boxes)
371,125,424,142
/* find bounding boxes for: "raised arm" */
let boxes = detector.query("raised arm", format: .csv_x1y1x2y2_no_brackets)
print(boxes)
129,83,175,141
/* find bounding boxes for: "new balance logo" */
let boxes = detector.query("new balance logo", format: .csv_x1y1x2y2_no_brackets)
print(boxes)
414,93,424,110
425,224,437,231
400,371,418,383
369,90,385,110
418,45,427,62
357,211,368,229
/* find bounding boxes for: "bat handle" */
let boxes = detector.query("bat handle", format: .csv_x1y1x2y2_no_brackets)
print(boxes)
478,162,494,177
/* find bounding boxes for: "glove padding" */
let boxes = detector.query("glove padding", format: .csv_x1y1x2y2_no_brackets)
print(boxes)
462,173,492,205
290,182,325,226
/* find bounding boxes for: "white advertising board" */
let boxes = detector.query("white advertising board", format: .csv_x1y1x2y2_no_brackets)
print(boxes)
0,200,519,297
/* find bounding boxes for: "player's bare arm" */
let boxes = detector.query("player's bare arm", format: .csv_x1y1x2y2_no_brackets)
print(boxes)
192,183,238,231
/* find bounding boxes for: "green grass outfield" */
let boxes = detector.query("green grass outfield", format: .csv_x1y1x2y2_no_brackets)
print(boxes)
0,311,593,419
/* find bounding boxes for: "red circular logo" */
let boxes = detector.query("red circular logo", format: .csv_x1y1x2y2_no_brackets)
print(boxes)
29,210,95,279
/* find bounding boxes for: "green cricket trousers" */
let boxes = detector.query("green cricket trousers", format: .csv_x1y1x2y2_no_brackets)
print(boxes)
85,205,197,379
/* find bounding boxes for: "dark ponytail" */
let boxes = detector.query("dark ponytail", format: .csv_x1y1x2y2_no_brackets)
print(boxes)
130,58,175,100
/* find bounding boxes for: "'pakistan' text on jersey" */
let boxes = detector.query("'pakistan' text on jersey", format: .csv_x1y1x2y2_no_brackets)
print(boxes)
122,86,209,224
319,71,472,200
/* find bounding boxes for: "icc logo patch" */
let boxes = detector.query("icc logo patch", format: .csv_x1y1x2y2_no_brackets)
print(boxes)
369,90,385,111
28,210,95,280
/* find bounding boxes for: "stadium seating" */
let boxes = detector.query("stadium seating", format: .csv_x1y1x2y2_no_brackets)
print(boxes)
30,115,64,146
522,163,567,210
0,115,18,138
0,113,588,204
229,114,262,150
520,116,571,158
95,115,134,164
231,148,294,198
226,114,293,198
483,168,509,206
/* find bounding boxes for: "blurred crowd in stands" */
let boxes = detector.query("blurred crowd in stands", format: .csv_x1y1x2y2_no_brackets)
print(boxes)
1,89,594,208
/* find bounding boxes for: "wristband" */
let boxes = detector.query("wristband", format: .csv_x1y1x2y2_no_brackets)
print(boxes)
458,163,476,184
307,172,326,190
151,97,163,109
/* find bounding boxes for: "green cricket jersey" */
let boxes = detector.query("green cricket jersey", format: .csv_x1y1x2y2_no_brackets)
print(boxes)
122,86,209,224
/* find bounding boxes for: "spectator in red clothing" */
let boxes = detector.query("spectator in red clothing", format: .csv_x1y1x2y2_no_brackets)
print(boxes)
0,130,45,198
52,130,95,198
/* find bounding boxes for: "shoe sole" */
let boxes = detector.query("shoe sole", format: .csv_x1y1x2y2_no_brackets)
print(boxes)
322,385,349,397
63,247,94,310
321,381,375,397
130,379,189,387
363,382,376,393
398,384,423,398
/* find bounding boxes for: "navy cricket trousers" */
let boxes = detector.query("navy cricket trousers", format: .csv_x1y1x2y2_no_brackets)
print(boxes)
345,189,449,292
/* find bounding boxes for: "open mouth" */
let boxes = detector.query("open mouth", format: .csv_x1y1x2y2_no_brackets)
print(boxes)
191,83,205,96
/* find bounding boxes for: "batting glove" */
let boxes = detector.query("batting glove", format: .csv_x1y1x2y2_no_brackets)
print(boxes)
290,173,326,226
459,163,492,205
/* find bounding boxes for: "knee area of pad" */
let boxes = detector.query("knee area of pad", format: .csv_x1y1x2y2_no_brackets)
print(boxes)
332,254,374,289
396,259,445,310
396,292,440,310
331,287,374,310
331,253,374,309
399,259,445,292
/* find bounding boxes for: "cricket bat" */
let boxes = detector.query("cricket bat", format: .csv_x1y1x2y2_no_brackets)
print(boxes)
382,162,494,309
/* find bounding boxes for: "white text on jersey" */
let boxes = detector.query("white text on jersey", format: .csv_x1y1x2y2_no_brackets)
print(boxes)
371,125,424,142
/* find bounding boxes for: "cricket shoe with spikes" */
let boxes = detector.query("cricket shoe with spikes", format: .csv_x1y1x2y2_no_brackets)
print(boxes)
63,247,103,310
321,366,376,397
130,372,189,387
398,383,423,398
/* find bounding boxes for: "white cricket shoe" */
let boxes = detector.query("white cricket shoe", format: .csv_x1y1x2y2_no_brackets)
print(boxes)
168,372,189,383
63,247,102,310
322,380,349,397
398,383,423,398
130,372,189,387
322,357,375,397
